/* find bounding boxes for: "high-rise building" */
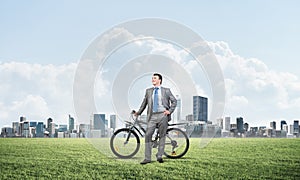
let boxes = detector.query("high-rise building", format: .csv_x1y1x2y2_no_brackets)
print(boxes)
193,96,208,122
289,124,294,135
270,121,276,130
280,120,287,130
47,118,53,132
20,116,26,122
68,115,75,132
49,122,56,138
224,117,231,131
110,115,116,130
36,122,44,137
244,123,249,132
217,118,223,129
250,127,258,133
294,120,299,134
1,127,13,137
12,122,20,136
282,124,288,132
237,117,244,133
79,124,90,138
29,121,37,138
19,116,27,136
93,114,106,137
22,121,30,138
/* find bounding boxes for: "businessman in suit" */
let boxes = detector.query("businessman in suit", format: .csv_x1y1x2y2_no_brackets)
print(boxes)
136,73,177,164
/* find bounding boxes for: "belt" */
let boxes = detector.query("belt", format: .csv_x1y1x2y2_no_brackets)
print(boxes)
152,111,164,114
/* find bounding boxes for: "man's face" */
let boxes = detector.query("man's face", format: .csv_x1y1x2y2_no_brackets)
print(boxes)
152,75,161,86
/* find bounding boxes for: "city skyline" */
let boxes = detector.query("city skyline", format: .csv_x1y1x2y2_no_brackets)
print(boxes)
2,111,299,138
1,93,300,131
1,93,299,134
1,1,300,128
2,96,300,138
1,93,299,130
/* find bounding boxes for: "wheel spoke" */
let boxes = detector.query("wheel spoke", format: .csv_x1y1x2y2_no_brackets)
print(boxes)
110,128,140,158
164,128,189,159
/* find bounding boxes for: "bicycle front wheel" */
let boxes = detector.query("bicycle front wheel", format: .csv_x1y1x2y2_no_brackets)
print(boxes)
110,128,140,159
164,127,189,159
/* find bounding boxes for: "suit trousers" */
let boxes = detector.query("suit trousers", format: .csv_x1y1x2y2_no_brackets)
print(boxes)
144,112,168,160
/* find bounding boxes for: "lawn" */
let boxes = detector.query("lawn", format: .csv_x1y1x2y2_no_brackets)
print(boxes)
0,138,299,179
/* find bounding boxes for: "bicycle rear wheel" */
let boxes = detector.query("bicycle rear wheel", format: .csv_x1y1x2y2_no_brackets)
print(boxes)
110,128,140,159
164,127,189,159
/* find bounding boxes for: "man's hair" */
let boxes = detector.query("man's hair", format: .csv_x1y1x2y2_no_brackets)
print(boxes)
153,73,162,84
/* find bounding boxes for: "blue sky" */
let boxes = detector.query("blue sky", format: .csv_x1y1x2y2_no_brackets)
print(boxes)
1,0,299,73
1,0,300,128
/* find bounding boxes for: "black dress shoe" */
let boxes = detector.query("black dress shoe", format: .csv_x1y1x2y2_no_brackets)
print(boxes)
157,158,164,163
140,159,151,165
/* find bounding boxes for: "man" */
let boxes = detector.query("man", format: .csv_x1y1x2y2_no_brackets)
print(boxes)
135,73,177,164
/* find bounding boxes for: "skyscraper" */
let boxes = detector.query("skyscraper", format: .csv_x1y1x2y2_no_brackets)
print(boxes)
29,121,37,138
22,121,30,138
49,122,56,138
68,115,75,132
244,123,249,132
282,124,288,132
12,122,20,136
93,114,106,137
224,117,231,131
217,118,223,130
20,116,26,122
193,96,208,122
294,120,299,134
270,121,276,130
237,117,244,133
281,120,287,130
110,115,116,130
289,124,294,135
36,122,44,137
47,118,53,132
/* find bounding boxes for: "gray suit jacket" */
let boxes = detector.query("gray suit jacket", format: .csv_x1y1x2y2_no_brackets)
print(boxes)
137,87,177,122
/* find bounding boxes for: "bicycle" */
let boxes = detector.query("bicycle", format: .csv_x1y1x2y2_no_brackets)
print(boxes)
110,111,189,159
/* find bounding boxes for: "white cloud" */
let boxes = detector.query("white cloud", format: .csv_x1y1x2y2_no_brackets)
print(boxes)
208,41,300,126
10,94,50,118
148,39,189,63
0,62,78,127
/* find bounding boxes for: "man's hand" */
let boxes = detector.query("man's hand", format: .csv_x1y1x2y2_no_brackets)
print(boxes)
132,110,138,116
163,110,170,115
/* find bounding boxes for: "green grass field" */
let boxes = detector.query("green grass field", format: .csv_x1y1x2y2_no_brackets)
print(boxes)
0,138,299,179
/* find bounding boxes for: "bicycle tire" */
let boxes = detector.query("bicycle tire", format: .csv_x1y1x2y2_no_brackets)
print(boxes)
110,128,140,159
164,127,189,159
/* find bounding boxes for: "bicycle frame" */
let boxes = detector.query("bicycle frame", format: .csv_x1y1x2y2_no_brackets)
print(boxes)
126,115,146,137
126,114,188,139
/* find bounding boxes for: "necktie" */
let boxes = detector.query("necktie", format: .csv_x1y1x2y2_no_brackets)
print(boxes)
153,87,159,112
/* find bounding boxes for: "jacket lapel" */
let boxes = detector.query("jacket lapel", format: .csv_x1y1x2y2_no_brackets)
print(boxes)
161,87,165,97
149,88,154,109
